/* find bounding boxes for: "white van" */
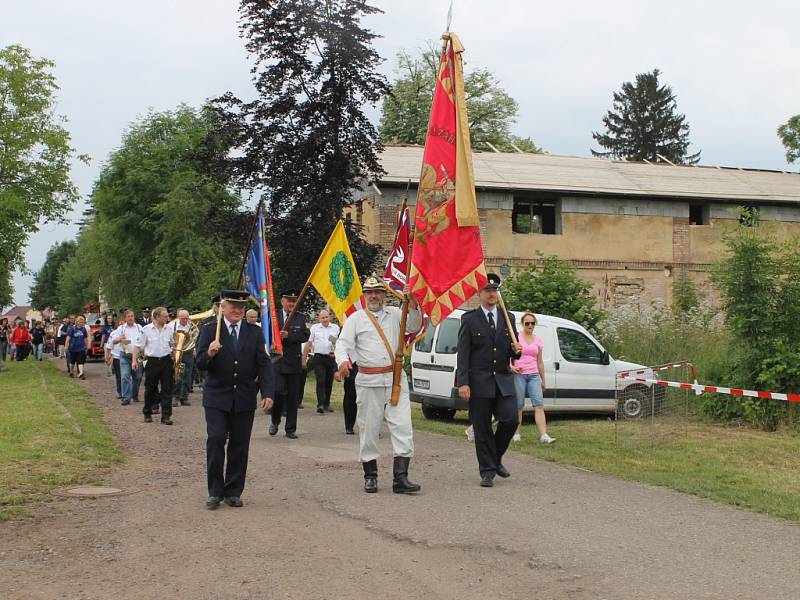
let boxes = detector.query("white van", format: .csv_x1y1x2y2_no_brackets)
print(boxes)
410,309,660,420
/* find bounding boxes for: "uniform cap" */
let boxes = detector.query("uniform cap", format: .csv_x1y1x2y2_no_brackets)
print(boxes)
281,288,300,300
362,276,388,292
482,273,501,290
220,289,249,304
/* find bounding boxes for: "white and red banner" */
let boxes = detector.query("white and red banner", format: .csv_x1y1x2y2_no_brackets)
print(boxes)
383,207,411,298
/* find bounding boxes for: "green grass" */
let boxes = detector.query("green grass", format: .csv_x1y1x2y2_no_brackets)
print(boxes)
0,359,122,520
410,409,800,521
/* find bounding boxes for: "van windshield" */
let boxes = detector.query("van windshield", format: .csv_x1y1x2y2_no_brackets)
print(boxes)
414,318,435,352
434,318,460,354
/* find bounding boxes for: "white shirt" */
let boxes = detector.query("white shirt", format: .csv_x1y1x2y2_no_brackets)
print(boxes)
172,320,192,334
111,322,143,355
334,305,421,388
137,322,173,358
308,322,340,355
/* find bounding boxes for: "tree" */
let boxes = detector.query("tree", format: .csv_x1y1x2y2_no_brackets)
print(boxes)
777,115,800,165
213,0,387,293
379,45,543,153
592,69,700,164
0,45,87,301
670,268,702,314
29,240,77,310
503,254,604,332
80,104,247,310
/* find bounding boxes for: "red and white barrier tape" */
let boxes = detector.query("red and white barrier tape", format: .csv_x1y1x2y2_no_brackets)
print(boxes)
618,360,698,383
626,377,800,404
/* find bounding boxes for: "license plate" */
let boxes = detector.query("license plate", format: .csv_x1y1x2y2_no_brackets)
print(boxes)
413,379,430,390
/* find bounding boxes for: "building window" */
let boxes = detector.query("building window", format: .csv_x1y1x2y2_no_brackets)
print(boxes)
512,198,559,234
689,203,709,225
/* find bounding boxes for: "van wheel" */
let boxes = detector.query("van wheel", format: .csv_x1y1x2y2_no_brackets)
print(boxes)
618,388,652,419
421,404,439,419
421,405,456,420
439,408,456,420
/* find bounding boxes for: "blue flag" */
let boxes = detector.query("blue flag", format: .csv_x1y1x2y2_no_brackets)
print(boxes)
243,208,281,352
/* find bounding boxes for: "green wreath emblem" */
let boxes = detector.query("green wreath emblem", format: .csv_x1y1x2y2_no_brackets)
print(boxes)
329,251,354,301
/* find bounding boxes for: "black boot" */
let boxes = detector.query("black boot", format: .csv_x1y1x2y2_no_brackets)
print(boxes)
363,460,378,493
392,456,421,494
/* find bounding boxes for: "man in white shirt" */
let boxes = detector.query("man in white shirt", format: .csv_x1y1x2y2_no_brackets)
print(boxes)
112,310,143,405
170,308,195,407
334,276,422,495
304,309,340,414
134,306,175,424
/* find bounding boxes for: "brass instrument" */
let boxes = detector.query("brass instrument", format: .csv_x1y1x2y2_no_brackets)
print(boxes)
171,321,199,383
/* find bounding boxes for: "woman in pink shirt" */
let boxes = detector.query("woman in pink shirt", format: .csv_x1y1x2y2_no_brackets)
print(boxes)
511,312,555,444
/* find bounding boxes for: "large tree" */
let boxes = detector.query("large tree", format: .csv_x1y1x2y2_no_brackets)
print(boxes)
777,115,800,165
379,45,542,153
592,69,700,164
213,0,390,293
29,240,77,310
0,44,86,304
78,104,247,311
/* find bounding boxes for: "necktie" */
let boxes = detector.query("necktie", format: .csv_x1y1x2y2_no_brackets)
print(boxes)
488,311,496,336
230,324,238,351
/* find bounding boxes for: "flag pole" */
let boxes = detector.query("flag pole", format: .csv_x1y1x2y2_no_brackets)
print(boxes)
236,200,263,288
497,291,518,345
390,184,412,406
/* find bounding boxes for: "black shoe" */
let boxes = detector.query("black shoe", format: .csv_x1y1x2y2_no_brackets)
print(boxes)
79,373,86,380
223,496,243,508
297,403,305,409
480,474,495,488
326,407,334,413
285,432,298,439
317,406,324,414
268,424,278,436
206,496,222,510
161,419,173,425
121,400,130,406
363,460,378,493
180,400,191,406
133,396,140,403
496,464,510,478
392,457,421,494
68,372,74,378
345,428,355,435
144,415,153,423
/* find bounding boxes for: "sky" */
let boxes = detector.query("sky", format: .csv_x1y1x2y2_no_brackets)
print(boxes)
5,0,799,306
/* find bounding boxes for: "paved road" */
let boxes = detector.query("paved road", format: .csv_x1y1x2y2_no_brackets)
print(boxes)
2,359,799,599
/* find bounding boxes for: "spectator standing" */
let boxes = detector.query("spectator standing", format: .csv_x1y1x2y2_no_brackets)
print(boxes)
65,316,90,378
54,317,68,358
0,318,10,361
303,309,340,414
11,320,32,361
30,321,46,360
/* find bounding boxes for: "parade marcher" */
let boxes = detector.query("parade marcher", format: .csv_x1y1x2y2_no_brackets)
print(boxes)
334,276,422,494
30,321,45,360
65,316,90,377
341,355,358,435
63,315,76,372
10,320,32,361
112,310,144,405
137,307,152,327
133,306,175,424
269,289,309,439
245,308,259,326
303,309,340,414
171,308,195,407
456,273,522,488
195,289,274,509
105,319,123,402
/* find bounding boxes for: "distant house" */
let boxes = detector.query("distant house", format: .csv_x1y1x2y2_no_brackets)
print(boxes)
349,145,800,307
1,305,42,325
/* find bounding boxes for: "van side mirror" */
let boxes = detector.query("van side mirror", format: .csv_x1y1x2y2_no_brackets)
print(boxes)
601,350,610,365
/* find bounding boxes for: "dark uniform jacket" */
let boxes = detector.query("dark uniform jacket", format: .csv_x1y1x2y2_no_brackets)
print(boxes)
456,307,520,398
275,310,310,374
196,319,274,412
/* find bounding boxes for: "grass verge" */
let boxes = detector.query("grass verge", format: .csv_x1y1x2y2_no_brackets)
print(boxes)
410,409,800,521
0,359,122,520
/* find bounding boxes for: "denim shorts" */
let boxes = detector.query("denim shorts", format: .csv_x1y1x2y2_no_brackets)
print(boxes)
514,372,544,409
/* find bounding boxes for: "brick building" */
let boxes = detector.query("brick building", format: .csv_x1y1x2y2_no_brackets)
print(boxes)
349,145,800,307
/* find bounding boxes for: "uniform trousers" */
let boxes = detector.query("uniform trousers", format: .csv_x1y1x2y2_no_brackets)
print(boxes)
271,372,302,434
343,364,358,431
112,357,121,398
143,356,174,418
205,407,255,498
355,382,413,463
313,354,336,408
172,352,193,403
469,386,518,476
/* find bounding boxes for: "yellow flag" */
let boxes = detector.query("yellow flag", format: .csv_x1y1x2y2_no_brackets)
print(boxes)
308,220,365,322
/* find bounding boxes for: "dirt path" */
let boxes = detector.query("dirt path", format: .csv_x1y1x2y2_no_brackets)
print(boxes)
2,359,799,600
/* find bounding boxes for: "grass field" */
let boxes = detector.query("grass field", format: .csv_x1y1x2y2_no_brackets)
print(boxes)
0,359,122,520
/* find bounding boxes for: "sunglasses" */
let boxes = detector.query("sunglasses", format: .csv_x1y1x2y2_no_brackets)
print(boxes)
523,321,536,326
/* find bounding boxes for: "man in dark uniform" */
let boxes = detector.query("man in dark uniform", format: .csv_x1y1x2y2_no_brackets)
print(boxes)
456,273,522,488
137,307,152,327
195,289,274,509
269,288,310,438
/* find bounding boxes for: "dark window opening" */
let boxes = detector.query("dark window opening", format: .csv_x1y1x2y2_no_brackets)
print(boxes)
689,203,708,225
512,199,559,234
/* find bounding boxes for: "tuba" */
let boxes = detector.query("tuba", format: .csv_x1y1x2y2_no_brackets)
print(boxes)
171,321,199,383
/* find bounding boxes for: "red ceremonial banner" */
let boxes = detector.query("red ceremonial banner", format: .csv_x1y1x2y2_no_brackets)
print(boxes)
409,33,487,325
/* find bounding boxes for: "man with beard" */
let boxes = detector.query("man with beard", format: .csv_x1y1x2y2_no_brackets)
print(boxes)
334,276,422,495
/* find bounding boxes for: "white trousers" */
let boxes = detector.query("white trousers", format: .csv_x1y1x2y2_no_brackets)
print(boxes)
355,383,414,462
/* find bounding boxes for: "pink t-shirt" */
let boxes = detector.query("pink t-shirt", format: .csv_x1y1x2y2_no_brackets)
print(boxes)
513,334,543,375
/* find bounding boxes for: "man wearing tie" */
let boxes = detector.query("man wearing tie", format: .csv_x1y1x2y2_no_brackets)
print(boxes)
269,288,310,439
456,273,522,488
195,289,274,509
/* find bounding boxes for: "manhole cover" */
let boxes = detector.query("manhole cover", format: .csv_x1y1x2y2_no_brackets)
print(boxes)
53,486,132,498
